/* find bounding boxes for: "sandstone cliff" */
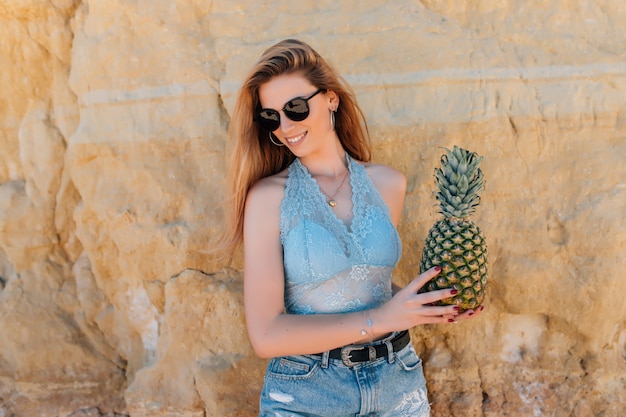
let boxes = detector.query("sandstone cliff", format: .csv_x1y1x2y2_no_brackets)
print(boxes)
0,1,624,416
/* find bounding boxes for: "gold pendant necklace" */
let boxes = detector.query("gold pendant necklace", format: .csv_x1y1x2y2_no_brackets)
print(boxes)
321,168,350,207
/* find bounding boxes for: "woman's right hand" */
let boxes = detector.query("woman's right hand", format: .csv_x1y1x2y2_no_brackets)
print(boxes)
373,266,470,333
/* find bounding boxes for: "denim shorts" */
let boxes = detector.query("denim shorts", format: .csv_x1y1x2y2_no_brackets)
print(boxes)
259,337,430,417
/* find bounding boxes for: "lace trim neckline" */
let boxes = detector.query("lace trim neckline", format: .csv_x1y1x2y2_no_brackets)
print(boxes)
292,155,359,232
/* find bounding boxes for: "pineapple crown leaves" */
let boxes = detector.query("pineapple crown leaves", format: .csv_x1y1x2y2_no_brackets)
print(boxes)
434,146,485,218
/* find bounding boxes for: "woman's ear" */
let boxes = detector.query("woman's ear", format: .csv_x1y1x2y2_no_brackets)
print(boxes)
326,90,340,111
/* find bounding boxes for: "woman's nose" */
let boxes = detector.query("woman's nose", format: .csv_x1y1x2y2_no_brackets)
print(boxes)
279,111,295,131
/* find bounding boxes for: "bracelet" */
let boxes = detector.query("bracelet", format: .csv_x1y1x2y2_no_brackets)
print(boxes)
360,310,374,341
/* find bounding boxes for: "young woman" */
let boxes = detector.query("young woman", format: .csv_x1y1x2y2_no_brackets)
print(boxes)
220,39,482,416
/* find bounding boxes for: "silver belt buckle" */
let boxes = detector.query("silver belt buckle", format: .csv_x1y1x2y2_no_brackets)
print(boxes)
340,345,377,367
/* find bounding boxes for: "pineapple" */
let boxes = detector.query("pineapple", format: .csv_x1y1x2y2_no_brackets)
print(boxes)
419,146,487,311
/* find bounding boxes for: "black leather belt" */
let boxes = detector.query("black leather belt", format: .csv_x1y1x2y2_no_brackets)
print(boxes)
313,330,410,367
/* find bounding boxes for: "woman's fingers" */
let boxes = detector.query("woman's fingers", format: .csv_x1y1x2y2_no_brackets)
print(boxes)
404,266,441,294
421,315,458,324
416,304,459,317
455,305,485,321
405,267,463,304
414,287,458,306
415,302,485,324
389,267,486,327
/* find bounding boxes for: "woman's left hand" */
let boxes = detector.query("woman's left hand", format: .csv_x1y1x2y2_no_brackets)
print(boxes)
450,305,485,323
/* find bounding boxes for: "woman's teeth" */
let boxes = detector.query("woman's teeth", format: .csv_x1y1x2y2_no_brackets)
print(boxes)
286,132,306,144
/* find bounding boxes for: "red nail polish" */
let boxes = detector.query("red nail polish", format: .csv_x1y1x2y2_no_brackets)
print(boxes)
434,266,442,272
448,318,455,323
468,311,475,316
450,289,458,295
453,306,460,311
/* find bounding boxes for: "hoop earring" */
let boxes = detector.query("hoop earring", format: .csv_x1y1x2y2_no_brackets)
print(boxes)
269,132,284,147
331,110,336,130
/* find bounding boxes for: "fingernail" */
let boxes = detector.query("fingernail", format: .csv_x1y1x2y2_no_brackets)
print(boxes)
450,289,458,295
468,311,475,316
479,306,485,312
453,306,460,311
434,266,442,272
448,318,456,323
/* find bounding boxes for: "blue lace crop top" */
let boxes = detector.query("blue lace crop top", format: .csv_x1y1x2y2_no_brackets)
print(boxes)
279,155,402,315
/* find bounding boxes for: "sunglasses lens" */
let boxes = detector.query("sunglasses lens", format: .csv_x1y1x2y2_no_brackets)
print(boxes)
255,89,320,131
257,109,280,131
283,98,310,121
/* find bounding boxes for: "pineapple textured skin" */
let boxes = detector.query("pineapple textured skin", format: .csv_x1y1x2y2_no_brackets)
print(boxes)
419,146,487,311
419,218,487,310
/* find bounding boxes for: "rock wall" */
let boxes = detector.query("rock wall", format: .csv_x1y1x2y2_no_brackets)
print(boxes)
0,1,624,416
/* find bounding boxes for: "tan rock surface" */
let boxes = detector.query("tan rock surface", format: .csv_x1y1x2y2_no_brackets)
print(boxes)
1,1,624,416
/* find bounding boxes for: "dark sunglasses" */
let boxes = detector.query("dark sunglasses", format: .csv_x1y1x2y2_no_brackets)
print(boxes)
255,89,324,132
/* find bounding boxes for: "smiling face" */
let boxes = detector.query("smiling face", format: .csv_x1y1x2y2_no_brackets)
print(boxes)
258,73,338,157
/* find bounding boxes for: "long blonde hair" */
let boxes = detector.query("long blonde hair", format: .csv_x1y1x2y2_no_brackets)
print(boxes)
219,39,371,259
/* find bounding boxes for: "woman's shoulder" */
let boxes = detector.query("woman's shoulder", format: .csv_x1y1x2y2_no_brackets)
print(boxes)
243,169,290,250
359,161,407,224
246,167,290,209
360,162,406,193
